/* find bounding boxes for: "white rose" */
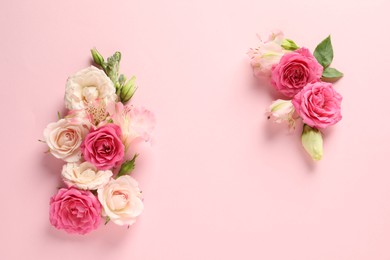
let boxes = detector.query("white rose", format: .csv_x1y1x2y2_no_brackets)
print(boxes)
64,66,117,110
98,175,144,226
43,118,89,162
62,162,113,190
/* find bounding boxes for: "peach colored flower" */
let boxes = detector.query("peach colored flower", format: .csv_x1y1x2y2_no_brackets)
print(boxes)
97,175,143,226
64,66,117,110
62,162,113,190
44,118,90,162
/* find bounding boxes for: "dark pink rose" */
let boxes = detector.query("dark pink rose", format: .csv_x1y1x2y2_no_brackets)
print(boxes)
271,48,323,98
82,124,125,170
49,188,102,235
292,82,342,129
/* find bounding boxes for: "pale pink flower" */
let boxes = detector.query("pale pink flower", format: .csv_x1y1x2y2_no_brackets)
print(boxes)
44,118,90,162
248,30,288,78
106,102,155,152
266,99,297,130
97,175,143,226
62,162,113,190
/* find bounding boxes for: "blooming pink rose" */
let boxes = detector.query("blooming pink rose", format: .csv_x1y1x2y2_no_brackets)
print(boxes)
292,82,342,129
271,48,323,98
49,187,102,235
81,124,125,170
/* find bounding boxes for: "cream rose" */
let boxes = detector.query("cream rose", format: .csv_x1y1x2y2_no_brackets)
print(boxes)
44,119,89,162
62,162,113,190
64,66,117,110
98,175,144,226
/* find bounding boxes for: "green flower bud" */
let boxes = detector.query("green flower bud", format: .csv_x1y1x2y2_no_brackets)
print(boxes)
301,124,323,161
120,76,137,103
281,39,299,51
90,48,104,66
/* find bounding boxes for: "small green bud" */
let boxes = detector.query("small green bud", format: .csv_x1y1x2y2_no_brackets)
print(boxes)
118,74,126,85
120,76,137,103
281,39,299,51
91,48,104,66
112,51,121,63
301,124,323,161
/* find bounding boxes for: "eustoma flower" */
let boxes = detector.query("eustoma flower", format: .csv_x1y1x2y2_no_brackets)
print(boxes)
248,30,288,78
106,102,155,153
49,188,102,234
266,99,296,129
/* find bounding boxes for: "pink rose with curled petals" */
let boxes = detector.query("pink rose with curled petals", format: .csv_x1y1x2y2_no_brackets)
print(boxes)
81,124,125,170
272,48,323,98
292,82,342,129
49,188,102,235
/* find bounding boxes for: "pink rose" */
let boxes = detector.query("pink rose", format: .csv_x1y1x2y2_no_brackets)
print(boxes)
82,124,125,170
271,48,323,98
292,82,342,129
49,188,102,235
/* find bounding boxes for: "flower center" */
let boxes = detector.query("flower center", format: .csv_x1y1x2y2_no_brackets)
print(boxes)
82,87,99,103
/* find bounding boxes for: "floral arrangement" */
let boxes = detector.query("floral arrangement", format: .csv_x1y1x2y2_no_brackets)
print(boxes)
43,49,155,234
248,30,343,161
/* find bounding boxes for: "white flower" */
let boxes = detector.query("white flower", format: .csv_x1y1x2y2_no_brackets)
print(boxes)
43,118,89,162
62,162,113,190
248,30,289,78
266,99,296,129
98,175,144,226
64,66,117,110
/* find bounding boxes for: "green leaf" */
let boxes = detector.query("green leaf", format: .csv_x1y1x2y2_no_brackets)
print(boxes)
313,35,333,68
281,39,299,51
117,154,138,178
105,216,110,225
322,67,343,79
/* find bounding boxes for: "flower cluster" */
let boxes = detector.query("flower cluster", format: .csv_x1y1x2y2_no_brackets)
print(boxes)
249,31,343,160
44,49,155,234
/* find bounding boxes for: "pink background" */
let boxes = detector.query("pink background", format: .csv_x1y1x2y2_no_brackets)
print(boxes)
1,0,389,259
